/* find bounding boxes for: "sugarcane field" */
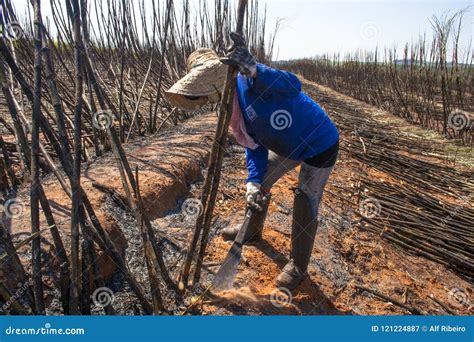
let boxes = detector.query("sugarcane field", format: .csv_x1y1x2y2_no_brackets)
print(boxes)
0,0,473,334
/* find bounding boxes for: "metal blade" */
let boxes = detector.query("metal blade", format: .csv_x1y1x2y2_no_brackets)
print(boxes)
212,209,253,291
212,242,243,291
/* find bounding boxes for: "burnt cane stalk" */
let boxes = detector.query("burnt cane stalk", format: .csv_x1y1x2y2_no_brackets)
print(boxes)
69,0,84,314
179,0,248,290
30,0,45,314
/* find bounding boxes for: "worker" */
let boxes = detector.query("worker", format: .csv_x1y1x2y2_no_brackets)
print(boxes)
165,33,339,291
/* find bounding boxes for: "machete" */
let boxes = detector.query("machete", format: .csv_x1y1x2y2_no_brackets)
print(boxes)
212,196,269,291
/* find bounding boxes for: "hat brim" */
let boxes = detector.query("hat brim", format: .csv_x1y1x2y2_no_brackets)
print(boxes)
165,59,227,111
164,93,210,112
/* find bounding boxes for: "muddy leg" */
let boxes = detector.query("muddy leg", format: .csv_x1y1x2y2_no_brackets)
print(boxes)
276,163,334,290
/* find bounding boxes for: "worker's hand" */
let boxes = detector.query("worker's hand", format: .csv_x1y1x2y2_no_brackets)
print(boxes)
221,46,257,77
246,182,263,212
220,32,257,77
227,32,247,49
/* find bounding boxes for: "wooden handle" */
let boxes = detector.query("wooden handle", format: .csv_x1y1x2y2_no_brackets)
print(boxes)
235,0,248,35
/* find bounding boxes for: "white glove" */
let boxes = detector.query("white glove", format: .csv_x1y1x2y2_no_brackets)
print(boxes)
246,182,262,211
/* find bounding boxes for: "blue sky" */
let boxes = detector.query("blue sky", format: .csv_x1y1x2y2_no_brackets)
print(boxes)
12,0,473,60
264,0,472,59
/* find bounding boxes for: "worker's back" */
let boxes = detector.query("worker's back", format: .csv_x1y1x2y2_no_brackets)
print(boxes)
236,64,339,160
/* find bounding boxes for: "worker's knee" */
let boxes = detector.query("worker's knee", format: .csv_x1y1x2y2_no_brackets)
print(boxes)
262,157,298,190
298,164,333,200
293,187,317,218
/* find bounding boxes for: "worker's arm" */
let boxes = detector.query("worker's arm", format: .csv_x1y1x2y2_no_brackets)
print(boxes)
252,63,302,97
245,145,269,185
245,145,269,211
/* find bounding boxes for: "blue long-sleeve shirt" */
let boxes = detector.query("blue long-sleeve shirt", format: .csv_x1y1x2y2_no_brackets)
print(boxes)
236,64,339,184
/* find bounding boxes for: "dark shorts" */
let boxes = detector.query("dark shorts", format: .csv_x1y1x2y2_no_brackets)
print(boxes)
303,140,339,168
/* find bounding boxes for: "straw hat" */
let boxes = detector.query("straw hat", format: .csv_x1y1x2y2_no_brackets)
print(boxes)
165,48,227,111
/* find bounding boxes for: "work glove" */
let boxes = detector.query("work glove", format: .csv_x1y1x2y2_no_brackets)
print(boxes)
226,31,247,49
220,32,257,77
246,182,263,212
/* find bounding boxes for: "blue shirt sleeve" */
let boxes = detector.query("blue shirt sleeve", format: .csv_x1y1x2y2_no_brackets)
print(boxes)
245,145,269,184
252,63,301,97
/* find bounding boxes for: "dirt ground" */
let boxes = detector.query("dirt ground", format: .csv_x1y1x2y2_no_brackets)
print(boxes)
3,78,472,316
186,79,473,316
